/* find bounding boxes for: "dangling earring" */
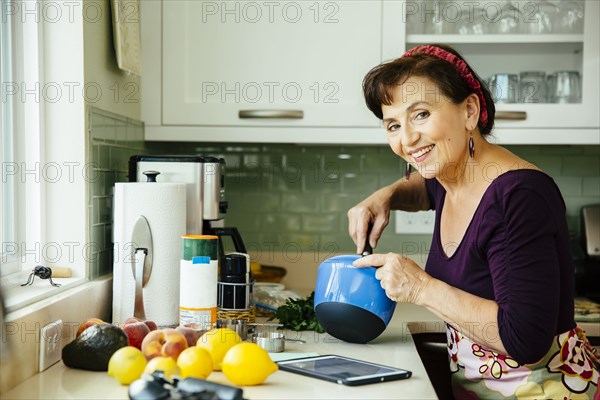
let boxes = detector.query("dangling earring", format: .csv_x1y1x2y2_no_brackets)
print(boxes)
468,132,475,158
405,162,411,180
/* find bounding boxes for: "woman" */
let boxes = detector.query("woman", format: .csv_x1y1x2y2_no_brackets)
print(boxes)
348,44,599,399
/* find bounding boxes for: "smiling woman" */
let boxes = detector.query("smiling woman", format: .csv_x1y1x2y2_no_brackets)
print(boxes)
348,44,600,399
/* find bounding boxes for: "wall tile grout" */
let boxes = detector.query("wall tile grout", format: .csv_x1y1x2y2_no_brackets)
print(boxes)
113,141,599,256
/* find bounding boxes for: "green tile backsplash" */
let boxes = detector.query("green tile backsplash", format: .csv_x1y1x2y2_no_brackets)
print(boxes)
146,142,600,256
87,107,144,279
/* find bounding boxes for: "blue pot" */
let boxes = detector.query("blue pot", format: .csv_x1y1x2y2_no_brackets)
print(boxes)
314,255,396,343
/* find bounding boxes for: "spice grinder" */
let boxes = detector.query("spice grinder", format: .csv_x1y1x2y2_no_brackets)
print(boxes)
218,253,252,311
314,255,396,344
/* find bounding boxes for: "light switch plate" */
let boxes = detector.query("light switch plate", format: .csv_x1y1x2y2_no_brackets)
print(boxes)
39,319,63,372
395,210,436,234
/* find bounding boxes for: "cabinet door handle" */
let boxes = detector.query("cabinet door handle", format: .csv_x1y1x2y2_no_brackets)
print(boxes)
239,110,304,119
496,111,527,120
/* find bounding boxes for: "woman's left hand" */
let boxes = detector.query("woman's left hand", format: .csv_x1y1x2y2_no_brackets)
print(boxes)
353,253,432,305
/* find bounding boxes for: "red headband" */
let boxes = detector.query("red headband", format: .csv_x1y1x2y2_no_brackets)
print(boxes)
403,45,489,129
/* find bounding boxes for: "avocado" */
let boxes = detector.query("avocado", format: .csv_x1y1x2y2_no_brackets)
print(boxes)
62,323,128,371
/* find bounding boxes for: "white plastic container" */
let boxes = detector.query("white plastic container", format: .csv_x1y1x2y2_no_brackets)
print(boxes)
180,235,218,330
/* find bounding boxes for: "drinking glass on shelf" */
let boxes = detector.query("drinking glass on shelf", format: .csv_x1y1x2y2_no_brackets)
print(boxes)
520,0,559,34
520,71,547,103
546,73,556,101
455,4,491,35
490,2,522,34
488,73,519,103
555,0,585,34
423,0,445,34
406,3,424,35
548,71,582,103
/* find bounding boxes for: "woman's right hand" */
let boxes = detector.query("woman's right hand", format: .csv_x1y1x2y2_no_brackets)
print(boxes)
347,185,394,254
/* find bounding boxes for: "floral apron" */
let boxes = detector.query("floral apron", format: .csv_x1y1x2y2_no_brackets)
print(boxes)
446,324,600,399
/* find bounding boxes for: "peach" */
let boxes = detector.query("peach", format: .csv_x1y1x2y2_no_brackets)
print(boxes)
76,318,104,337
124,317,158,332
176,324,207,347
122,320,151,350
141,328,188,361
144,320,158,331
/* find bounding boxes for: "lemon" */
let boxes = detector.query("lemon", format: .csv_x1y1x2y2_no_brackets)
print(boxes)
196,328,243,371
250,262,262,273
107,346,147,385
177,346,213,379
144,356,181,379
222,343,278,386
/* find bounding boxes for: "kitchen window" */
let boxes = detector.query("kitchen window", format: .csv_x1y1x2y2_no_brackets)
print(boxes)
1,0,87,313
1,0,44,279
1,8,17,277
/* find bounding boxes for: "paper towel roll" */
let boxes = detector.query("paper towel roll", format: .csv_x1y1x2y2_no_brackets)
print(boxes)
112,182,186,327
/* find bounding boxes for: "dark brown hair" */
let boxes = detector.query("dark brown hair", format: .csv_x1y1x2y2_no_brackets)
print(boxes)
363,44,495,136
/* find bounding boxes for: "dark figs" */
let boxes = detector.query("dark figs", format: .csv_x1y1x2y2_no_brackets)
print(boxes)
62,323,128,371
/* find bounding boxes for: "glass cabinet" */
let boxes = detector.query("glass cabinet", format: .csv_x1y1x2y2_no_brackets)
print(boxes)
383,0,599,143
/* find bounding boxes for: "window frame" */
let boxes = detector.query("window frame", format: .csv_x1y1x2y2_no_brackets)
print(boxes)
19,0,45,273
1,0,44,279
1,6,19,276
1,0,88,314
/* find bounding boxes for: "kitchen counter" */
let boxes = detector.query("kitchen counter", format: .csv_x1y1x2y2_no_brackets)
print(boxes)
1,304,442,400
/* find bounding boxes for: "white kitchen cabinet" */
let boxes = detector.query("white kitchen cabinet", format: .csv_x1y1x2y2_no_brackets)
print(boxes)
386,0,599,144
142,0,383,143
142,0,599,144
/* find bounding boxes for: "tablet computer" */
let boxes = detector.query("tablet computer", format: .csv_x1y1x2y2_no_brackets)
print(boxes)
277,355,412,386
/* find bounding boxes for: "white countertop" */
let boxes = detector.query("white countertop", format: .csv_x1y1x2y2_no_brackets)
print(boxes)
2,304,442,400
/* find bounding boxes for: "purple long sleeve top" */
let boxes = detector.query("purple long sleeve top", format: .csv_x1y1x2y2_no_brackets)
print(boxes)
424,169,576,365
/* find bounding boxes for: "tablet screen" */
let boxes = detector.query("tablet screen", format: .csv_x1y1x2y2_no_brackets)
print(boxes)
277,355,411,386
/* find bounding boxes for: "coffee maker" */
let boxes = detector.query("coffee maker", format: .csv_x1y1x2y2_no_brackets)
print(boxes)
128,155,246,256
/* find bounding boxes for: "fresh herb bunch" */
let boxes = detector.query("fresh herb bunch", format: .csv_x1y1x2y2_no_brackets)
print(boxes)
269,291,325,333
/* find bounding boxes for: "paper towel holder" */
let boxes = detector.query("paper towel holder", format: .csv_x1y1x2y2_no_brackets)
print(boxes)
143,170,160,182
132,215,153,320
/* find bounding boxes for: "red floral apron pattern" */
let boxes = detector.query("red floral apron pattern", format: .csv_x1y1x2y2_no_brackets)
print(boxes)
546,327,600,395
446,323,600,399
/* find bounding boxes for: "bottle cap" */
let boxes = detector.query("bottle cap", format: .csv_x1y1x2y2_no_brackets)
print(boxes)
220,254,247,276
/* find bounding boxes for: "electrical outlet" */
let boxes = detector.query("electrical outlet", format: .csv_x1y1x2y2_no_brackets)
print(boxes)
39,319,63,372
395,210,436,234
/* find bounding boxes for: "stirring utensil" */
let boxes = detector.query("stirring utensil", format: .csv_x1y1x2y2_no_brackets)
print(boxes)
361,224,373,256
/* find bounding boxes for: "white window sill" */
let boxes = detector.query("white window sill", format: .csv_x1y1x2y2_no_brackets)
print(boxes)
1,271,86,316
